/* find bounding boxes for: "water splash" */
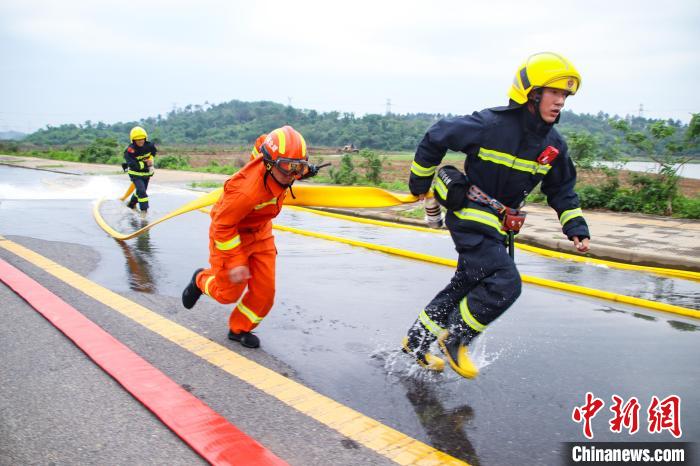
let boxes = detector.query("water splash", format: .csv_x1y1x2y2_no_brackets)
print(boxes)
370,343,446,383
373,334,506,374
0,176,127,200
469,333,504,370
0,175,198,201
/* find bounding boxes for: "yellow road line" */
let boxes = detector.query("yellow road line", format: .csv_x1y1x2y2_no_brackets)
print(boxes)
191,206,700,319
270,225,700,320
285,205,441,234
0,236,468,466
286,206,700,282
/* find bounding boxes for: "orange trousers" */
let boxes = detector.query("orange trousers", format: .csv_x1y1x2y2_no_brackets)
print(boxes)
196,238,276,333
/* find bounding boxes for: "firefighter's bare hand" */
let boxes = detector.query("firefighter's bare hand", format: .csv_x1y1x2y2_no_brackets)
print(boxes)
145,158,154,167
229,265,251,284
573,236,590,253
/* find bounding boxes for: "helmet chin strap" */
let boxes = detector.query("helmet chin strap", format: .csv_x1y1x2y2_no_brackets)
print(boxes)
530,89,545,124
264,162,297,199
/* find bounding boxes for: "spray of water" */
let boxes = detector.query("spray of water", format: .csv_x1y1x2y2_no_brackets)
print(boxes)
0,176,128,200
371,342,449,383
1,175,198,200
469,333,504,369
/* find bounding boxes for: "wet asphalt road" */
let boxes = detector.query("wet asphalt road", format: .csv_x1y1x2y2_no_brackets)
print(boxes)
1,166,698,465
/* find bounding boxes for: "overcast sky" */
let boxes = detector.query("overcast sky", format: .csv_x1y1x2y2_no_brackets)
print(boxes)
1,0,698,133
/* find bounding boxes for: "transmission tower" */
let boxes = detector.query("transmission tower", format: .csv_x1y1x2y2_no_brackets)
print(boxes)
386,98,392,115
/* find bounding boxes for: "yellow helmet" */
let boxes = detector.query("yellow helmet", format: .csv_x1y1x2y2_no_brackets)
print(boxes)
508,52,581,104
129,126,148,142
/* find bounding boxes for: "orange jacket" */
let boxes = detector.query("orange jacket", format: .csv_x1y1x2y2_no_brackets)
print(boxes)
208,158,287,266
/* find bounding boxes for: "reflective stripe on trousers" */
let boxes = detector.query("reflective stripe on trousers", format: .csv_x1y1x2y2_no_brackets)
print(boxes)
419,236,521,341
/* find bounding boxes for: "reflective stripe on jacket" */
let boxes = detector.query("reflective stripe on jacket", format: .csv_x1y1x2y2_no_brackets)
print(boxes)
409,104,589,244
124,141,157,177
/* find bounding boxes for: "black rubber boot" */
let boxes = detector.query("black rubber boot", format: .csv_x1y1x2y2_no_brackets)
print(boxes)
126,198,137,209
401,321,444,371
181,268,204,309
228,330,260,348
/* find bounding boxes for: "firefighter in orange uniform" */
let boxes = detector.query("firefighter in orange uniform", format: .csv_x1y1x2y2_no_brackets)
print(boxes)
181,126,322,348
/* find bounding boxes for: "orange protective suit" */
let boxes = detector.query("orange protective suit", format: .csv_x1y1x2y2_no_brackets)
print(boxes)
195,157,287,333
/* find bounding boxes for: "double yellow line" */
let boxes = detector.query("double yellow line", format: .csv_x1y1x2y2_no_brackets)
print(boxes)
0,236,470,466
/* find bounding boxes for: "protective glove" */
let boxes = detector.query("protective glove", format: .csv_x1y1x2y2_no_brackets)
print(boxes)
121,162,128,172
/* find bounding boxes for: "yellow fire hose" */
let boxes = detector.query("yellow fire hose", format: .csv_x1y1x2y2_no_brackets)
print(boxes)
117,182,699,281
94,186,699,318
270,223,700,320
94,189,222,241
286,206,700,282
96,184,419,240
119,183,135,201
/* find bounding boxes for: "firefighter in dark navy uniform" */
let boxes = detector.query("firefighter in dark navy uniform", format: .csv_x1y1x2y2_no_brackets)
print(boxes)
124,126,157,212
402,52,591,379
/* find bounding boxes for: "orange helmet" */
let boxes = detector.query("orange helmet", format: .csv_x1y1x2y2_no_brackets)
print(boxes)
260,126,307,162
249,133,268,161
260,126,309,178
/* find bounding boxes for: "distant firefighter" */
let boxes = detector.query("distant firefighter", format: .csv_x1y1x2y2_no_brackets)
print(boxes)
124,126,157,213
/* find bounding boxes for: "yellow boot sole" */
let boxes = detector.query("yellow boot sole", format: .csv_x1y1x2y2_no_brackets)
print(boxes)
401,337,445,372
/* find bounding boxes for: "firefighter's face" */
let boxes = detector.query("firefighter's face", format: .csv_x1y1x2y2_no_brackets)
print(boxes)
134,138,146,147
271,165,295,185
538,88,568,123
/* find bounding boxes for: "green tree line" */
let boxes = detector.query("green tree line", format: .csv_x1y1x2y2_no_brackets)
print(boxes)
21,100,700,155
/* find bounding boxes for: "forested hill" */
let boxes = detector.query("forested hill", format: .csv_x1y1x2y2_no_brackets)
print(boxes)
22,99,698,153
